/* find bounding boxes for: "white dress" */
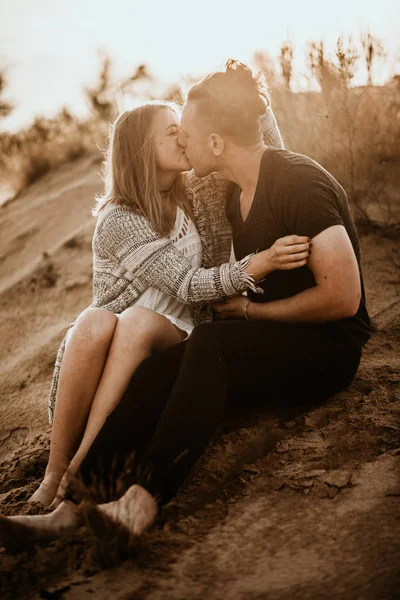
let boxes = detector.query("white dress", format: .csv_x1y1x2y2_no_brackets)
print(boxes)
133,206,203,337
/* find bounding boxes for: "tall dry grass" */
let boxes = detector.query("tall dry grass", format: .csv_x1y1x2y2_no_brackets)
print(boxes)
0,109,105,192
0,56,151,198
0,37,399,225
257,35,400,226
273,84,400,225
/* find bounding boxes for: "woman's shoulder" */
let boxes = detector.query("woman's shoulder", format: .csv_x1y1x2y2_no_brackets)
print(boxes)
95,201,159,241
97,201,149,227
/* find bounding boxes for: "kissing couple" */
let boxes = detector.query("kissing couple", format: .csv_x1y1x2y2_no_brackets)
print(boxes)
0,60,370,550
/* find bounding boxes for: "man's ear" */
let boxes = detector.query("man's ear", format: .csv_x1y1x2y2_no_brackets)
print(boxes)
209,133,224,157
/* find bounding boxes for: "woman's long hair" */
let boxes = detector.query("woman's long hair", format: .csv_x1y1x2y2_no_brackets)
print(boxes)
94,101,193,237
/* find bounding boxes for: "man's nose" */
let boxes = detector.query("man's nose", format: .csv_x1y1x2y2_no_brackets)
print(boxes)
177,132,186,148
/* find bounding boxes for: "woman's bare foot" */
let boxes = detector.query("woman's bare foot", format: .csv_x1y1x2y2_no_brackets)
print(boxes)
0,501,81,551
91,485,158,539
1,485,157,552
29,472,65,507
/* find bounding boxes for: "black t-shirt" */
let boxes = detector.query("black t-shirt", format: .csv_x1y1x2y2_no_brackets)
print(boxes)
226,148,371,350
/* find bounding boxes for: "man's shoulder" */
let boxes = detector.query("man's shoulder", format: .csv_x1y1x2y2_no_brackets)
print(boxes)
268,148,326,175
267,149,343,193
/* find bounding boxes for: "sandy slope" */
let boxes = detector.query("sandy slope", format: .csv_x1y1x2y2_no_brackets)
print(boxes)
0,157,399,599
0,154,101,435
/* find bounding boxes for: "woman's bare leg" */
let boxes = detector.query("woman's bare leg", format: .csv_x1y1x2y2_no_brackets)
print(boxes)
52,307,185,506
29,308,118,506
0,485,157,551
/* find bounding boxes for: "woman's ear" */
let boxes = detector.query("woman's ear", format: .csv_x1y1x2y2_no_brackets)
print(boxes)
210,133,224,157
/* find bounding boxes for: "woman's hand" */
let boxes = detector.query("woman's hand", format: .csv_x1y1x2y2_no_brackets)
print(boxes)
246,235,311,280
212,295,249,319
267,235,311,271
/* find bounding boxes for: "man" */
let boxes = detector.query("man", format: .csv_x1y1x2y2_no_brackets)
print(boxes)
180,62,370,336
134,60,370,505
0,61,370,545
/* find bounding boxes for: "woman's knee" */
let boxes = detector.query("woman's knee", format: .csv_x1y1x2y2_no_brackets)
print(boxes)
118,306,177,348
74,308,118,343
118,306,159,332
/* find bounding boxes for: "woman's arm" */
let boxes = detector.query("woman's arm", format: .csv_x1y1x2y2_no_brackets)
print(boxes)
213,226,361,323
247,226,361,322
261,106,284,149
96,207,310,305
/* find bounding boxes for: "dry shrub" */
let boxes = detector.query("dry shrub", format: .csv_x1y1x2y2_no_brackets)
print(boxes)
256,34,400,226
273,81,400,225
0,54,148,197
0,108,106,192
1,41,398,228
0,70,13,118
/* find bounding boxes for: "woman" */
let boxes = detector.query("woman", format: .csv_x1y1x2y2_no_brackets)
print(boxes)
25,99,310,511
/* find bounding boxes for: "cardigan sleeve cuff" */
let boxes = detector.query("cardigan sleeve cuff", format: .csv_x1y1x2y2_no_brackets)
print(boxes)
220,254,265,296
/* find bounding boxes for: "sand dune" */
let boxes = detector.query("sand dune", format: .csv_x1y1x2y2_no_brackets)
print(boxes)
0,155,101,434
0,156,399,599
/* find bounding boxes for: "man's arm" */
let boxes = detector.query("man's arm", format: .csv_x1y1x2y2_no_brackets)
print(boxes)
248,225,361,323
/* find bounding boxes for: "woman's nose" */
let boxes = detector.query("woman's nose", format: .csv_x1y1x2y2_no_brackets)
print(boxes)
177,132,186,148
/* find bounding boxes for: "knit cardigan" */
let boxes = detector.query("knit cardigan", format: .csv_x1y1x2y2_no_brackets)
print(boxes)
48,107,284,422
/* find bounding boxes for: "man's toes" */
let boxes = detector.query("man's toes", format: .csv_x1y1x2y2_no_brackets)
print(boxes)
125,485,158,535
95,485,158,538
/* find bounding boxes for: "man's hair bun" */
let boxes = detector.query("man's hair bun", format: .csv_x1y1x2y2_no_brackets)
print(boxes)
225,60,254,82
225,59,270,116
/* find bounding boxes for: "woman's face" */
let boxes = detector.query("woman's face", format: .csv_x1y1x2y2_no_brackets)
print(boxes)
153,108,192,174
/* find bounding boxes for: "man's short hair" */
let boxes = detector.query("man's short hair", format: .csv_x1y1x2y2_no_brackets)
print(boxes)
187,59,270,145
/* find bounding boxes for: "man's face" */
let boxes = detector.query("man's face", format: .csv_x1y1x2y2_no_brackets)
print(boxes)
179,101,216,178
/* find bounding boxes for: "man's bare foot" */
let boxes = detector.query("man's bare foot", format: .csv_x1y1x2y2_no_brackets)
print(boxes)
0,501,81,551
92,485,158,539
29,473,64,507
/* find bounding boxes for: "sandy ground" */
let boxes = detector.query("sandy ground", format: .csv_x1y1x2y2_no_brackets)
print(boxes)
0,155,399,600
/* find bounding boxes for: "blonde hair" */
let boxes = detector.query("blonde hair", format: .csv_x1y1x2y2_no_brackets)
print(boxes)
94,101,194,237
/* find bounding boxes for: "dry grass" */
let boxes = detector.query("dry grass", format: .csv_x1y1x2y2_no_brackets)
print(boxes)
273,82,400,224
0,40,399,226
0,108,106,193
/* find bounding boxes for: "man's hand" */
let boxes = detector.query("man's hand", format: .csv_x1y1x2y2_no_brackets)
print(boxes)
212,295,249,319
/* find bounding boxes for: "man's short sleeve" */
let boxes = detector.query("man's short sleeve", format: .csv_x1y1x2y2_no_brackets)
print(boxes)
282,169,345,239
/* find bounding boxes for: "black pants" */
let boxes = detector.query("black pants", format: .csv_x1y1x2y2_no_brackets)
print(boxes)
78,320,361,505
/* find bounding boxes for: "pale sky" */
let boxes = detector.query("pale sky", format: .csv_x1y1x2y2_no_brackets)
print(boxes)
0,0,398,131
